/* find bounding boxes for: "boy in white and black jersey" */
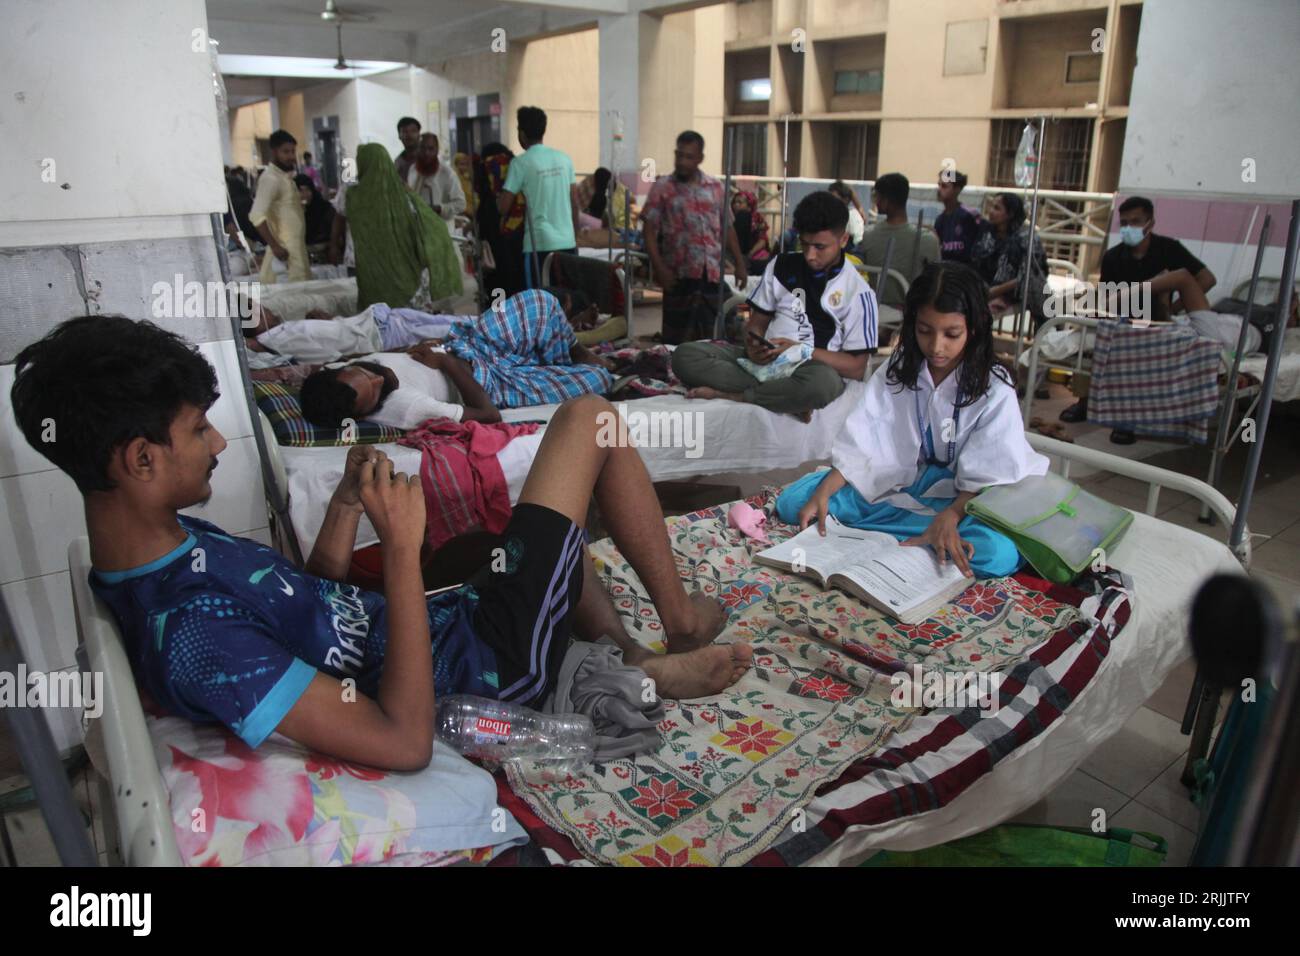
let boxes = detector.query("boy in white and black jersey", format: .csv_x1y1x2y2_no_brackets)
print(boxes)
672,191,878,421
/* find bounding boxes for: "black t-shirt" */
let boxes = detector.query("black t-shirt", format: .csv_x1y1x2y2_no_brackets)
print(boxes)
1101,233,1207,283
934,206,986,264
1100,234,1208,321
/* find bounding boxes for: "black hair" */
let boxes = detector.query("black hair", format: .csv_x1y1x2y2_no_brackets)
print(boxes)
676,130,705,151
480,141,511,159
10,316,219,493
293,173,315,191
587,168,613,219
885,261,1012,408
873,172,909,208
269,129,297,150
303,152,313,162
792,190,849,235
397,116,421,133
517,106,547,142
994,192,1027,231
828,180,853,202
299,362,394,428
540,286,591,318
1118,195,1154,220
941,169,969,191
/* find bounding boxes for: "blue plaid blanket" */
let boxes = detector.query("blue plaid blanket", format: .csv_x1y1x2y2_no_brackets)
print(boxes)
447,290,614,408
1088,321,1221,443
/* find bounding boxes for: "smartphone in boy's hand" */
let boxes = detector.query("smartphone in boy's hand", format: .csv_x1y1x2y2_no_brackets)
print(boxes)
746,330,780,364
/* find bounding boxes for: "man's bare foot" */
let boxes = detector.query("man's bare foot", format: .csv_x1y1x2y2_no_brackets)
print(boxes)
687,386,744,402
638,642,753,699
664,591,727,653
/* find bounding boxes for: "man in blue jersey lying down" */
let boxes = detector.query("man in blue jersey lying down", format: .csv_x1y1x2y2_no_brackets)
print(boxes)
11,316,750,770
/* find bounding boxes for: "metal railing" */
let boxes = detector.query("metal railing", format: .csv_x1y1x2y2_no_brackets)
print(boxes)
722,176,1115,275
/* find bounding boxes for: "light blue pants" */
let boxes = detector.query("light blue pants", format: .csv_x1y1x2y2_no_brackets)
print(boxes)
774,464,1024,578
373,304,460,349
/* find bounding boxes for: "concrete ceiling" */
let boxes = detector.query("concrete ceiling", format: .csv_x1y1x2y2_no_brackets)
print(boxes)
205,0,625,65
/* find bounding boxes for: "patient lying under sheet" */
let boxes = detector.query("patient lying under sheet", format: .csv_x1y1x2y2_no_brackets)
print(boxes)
249,302,467,364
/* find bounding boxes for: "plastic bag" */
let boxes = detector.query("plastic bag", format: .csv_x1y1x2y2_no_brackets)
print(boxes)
1014,122,1038,188
737,341,814,382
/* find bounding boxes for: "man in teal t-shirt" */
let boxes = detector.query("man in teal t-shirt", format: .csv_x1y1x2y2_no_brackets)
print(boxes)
498,106,578,258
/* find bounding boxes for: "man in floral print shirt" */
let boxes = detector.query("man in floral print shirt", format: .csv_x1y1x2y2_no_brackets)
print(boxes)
642,130,748,344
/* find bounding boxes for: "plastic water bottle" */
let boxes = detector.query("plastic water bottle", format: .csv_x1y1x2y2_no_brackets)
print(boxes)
436,695,595,775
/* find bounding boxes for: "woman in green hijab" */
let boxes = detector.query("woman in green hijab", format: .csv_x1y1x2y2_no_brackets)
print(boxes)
345,142,462,310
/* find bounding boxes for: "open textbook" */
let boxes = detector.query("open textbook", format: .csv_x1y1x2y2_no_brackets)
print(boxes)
755,515,973,624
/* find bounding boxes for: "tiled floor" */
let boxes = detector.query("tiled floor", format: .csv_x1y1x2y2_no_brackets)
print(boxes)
2,351,1297,866
1003,378,1300,866
1,762,106,867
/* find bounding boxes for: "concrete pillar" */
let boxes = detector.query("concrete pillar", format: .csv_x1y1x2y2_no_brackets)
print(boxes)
597,13,641,177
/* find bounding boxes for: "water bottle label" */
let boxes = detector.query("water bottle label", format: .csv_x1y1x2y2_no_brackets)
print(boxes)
475,716,512,737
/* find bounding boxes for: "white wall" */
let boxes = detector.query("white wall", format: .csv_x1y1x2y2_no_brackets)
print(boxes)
301,79,361,167
0,1,270,754
1122,0,1300,199
356,69,420,155
0,0,224,240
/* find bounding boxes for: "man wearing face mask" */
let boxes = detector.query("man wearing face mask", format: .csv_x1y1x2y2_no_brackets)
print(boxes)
1061,195,1218,440
1100,196,1216,321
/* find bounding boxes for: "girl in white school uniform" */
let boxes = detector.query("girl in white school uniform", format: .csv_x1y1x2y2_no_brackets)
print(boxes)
776,261,1049,578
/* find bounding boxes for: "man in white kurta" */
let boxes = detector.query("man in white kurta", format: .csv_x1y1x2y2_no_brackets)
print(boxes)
250,130,311,284
407,134,466,224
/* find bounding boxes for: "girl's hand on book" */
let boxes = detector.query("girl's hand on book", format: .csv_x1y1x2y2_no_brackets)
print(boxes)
904,511,975,577
798,493,830,536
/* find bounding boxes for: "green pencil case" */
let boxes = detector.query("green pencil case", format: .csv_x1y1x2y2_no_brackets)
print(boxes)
965,472,1133,583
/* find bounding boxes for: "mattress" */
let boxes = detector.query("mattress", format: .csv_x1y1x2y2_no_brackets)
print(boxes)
786,510,1241,863
282,384,866,550
259,277,360,323
1238,328,1300,403
283,429,544,553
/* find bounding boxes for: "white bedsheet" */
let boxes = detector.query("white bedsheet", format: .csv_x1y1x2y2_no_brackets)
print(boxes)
282,383,866,551
283,431,544,553
499,381,866,481
1238,328,1300,403
259,278,359,323
795,511,1241,863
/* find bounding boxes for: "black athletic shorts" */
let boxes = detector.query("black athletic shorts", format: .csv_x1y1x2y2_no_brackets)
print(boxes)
469,503,586,708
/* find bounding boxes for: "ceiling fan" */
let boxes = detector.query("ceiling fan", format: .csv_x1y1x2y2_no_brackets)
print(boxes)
320,1,374,23
318,1,374,70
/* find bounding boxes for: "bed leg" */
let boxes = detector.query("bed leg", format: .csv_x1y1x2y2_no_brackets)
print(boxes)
1180,678,1222,789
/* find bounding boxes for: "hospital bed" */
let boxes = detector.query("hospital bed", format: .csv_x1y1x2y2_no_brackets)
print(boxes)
270,382,868,556
1020,311,1300,526
61,210,1271,865
69,421,1249,866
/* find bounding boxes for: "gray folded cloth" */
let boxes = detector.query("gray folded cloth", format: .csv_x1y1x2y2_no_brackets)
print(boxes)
542,639,665,761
